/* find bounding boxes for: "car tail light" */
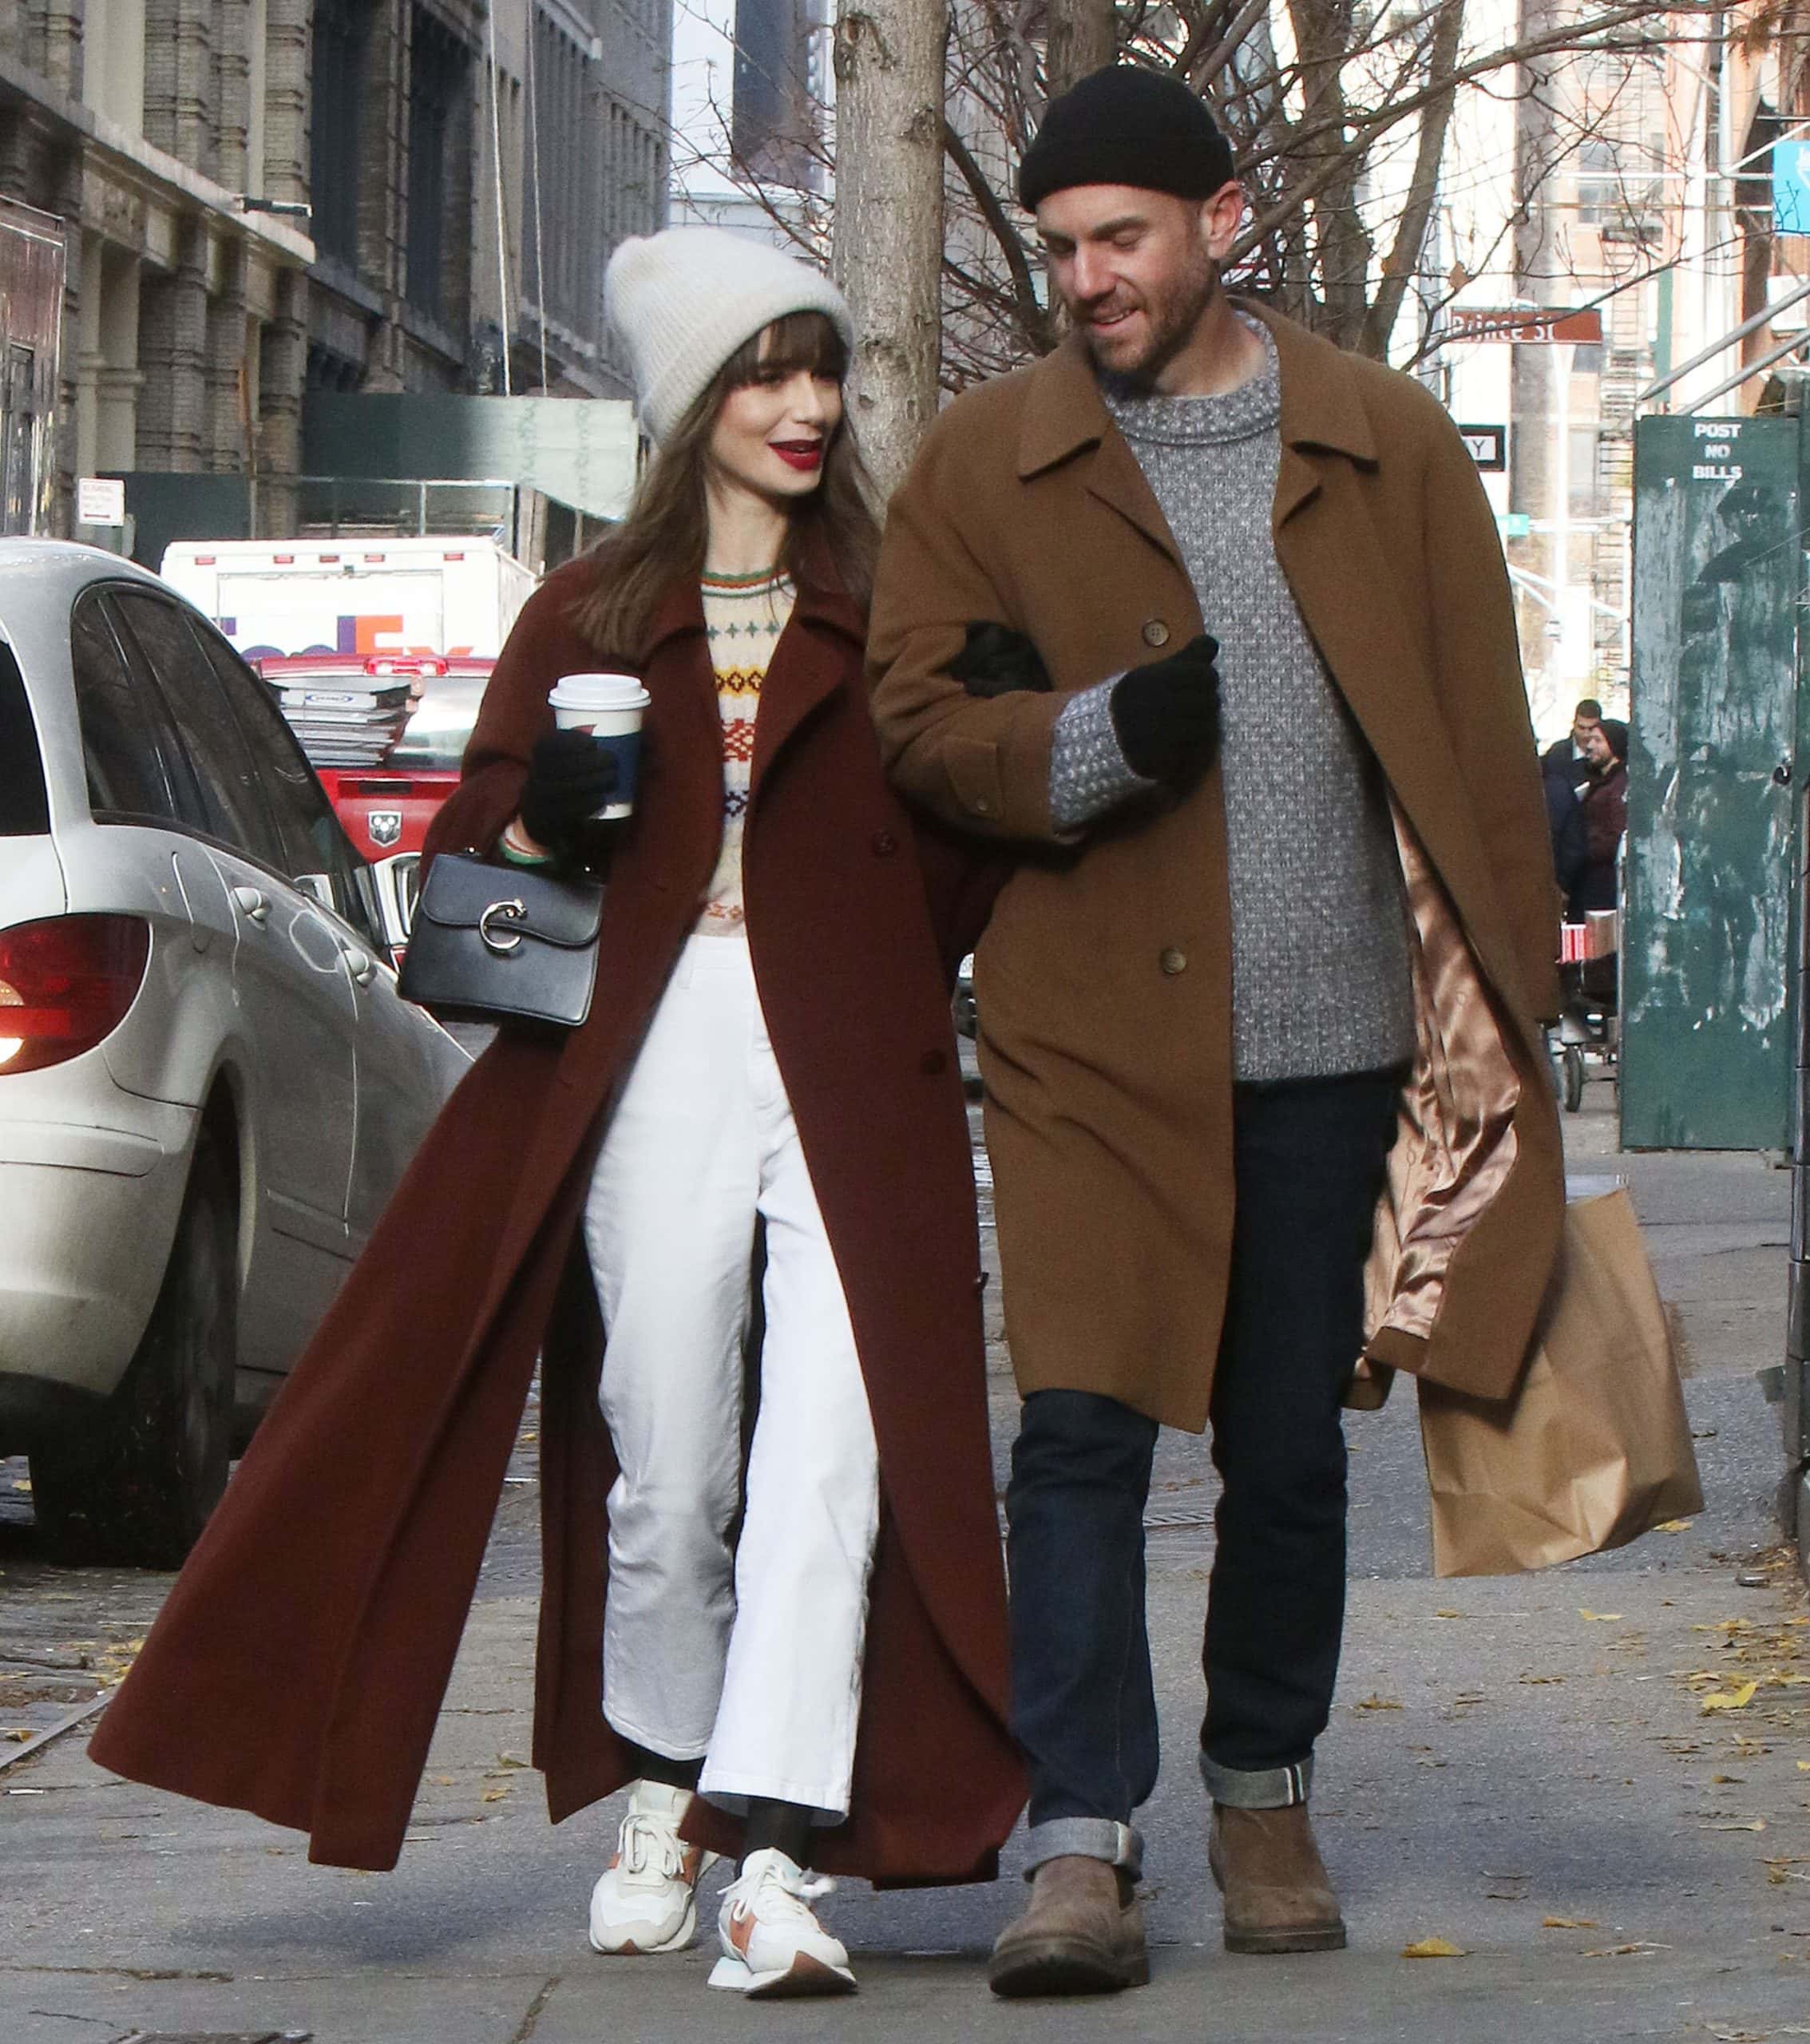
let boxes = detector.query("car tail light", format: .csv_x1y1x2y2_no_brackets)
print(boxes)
365,656,448,679
0,917,152,1075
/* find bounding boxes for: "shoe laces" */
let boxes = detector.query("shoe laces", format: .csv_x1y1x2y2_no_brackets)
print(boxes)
742,1851,835,1918
618,1810,689,1885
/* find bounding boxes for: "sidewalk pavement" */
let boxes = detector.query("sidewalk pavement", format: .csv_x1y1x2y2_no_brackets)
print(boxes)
3,1086,1808,2043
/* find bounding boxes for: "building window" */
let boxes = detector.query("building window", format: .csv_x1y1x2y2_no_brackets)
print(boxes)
1574,136,1662,240
733,0,821,191
406,8,469,323
310,0,367,271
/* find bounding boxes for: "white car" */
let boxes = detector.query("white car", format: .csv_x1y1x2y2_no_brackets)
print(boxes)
0,541,467,1564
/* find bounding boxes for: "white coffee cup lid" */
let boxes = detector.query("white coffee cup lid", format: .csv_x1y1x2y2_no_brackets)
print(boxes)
549,671,650,710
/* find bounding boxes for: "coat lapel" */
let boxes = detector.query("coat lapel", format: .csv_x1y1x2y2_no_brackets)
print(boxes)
748,568,866,807
1246,303,1469,870
1018,335,1182,569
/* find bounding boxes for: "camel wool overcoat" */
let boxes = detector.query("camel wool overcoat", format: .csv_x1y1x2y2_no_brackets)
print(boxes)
90,555,1024,1878
869,303,1567,1434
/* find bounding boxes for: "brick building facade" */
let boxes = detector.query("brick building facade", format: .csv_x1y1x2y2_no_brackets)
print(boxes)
0,0,670,538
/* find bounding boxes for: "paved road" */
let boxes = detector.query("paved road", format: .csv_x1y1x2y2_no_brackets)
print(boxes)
4,1080,1808,2042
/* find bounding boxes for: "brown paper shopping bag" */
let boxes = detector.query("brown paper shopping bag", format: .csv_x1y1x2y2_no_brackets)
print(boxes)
1417,1190,1704,1576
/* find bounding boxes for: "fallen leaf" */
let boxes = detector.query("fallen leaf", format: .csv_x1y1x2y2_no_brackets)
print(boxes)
1402,1936,1467,1959
1519,1674,1565,1686
1581,1940,1671,1958
1798,1761,1810,1773
1711,1774,1745,1785
1579,1609,1624,1622
493,1752,529,1769
3,1729,32,1743
1542,1915,1598,1929
1356,1694,1403,1713
481,1787,509,1804
430,1775,454,1787
1700,1682,1760,1713
1700,1819,1766,1832
9,1480,30,1494
1435,1610,1464,1620
1655,1519,1693,1533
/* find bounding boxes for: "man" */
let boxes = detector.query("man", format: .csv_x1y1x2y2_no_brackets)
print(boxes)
868,65,1564,1997
1543,699,1604,790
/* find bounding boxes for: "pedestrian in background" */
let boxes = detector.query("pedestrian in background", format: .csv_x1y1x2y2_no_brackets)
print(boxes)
1568,715,1629,920
1543,696,1604,791
869,65,1564,1998
92,228,1020,2001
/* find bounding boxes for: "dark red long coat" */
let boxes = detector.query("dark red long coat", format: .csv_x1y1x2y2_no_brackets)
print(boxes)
90,557,1024,1880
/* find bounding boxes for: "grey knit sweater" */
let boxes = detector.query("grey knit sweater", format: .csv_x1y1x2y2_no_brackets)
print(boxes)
1049,327,1414,1083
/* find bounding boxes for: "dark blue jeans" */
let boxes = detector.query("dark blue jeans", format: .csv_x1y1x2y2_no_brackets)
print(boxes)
1006,1068,1401,1840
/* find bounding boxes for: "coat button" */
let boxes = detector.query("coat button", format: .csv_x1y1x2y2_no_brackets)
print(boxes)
972,796,994,817
1143,618,1170,648
1159,947,1187,976
921,1048,949,1076
873,830,898,856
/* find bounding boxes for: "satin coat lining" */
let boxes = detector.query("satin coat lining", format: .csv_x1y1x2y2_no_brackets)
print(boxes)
1360,806,1523,1356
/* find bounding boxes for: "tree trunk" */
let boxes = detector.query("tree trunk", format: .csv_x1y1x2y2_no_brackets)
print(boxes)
1046,0,1117,100
832,0,950,500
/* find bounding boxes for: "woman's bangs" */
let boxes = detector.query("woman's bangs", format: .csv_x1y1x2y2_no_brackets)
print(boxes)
738,310,848,385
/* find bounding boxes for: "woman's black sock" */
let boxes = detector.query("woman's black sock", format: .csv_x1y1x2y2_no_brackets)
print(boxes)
625,1741,703,1792
742,1797,814,1871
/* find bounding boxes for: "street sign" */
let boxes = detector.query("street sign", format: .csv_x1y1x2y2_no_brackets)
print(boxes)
1497,511,1532,539
1459,423,1507,470
1776,140,1810,235
1446,307,1604,344
76,476,125,526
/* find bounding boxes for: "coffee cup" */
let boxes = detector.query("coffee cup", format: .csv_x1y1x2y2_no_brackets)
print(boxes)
548,673,651,819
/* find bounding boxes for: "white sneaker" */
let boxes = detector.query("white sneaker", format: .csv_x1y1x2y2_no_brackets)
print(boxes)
707,1846,857,1997
588,1780,718,1955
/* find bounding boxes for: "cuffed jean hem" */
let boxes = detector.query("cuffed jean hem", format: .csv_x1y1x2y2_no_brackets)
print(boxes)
1199,1752,1313,1809
1022,1819,1144,1882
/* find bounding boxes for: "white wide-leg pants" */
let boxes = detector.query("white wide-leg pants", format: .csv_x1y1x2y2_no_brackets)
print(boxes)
582,933,880,1823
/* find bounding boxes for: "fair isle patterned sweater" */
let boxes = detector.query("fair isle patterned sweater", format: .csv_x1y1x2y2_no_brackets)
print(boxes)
695,566,795,935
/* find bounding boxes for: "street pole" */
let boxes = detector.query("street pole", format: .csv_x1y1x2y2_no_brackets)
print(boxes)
1791,789,1809,1578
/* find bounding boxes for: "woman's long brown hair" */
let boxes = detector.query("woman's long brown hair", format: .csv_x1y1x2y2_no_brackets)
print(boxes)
570,310,878,657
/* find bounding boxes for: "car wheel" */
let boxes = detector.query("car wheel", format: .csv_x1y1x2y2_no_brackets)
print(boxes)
30,1135,237,1568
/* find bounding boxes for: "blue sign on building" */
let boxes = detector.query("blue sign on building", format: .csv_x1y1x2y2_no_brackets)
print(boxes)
1776,141,1810,234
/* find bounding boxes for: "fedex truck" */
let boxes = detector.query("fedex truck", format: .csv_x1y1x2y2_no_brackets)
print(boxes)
158,534,536,662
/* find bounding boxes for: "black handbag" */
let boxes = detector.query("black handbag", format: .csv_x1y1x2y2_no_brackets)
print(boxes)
398,853,603,1030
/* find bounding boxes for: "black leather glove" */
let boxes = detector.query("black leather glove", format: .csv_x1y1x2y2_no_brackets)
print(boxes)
519,730,620,848
949,622,1054,699
1109,635,1222,789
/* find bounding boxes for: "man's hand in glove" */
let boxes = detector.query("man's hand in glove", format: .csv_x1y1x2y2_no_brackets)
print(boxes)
518,729,620,850
949,621,1054,699
1109,635,1222,790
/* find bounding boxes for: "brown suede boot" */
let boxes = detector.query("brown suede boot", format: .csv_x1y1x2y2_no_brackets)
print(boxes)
988,1855,1151,1998
1208,1804,1347,1954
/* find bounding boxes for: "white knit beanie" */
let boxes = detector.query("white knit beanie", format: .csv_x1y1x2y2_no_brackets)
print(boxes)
604,228,854,446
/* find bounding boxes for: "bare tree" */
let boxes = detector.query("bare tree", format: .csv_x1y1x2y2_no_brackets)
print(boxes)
1046,0,1119,94
694,0,1716,403
831,0,953,497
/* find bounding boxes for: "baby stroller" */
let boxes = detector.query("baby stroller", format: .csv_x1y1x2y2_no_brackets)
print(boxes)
1554,909,1619,1112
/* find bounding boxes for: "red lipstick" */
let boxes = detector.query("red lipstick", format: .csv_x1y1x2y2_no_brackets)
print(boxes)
771,440,823,472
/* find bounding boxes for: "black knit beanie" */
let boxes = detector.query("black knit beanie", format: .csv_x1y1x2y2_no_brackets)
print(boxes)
1019,65,1236,213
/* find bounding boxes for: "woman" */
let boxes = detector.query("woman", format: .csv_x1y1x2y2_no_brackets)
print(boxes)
90,229,1021,1998
1568,716,1628,920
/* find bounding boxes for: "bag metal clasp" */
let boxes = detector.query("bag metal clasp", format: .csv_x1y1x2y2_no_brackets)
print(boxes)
479,897,529,956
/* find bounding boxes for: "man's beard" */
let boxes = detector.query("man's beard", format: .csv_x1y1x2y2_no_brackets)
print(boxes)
1082,252,1219,394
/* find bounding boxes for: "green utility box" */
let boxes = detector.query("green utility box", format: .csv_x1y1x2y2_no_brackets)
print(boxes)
1624,414,1803,1150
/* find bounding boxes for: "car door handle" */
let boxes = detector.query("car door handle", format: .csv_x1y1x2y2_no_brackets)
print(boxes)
341,945,378,987
230,885,270,925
